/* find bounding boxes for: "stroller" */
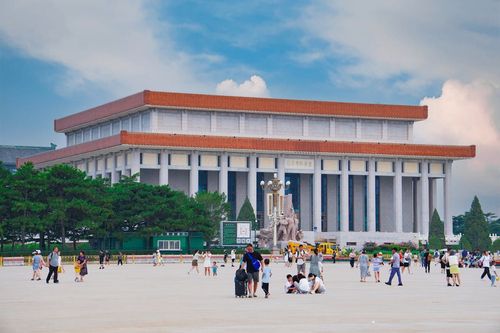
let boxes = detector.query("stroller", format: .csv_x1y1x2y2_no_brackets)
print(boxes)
234,267,248,298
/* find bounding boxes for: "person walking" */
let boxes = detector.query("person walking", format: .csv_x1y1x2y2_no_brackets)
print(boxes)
295,245,307,275
31,250,45,281
188,250,200,274
46,247,60,284
98,250,105,269
402,249,411,274
357,250,369,282
332,250,337,264
57,252,65,274
490,261,497,287
117,252,123,266
442,249,453,286
230,249,236,267
261,258,272,298
309,249,321,278
223,250,228,265
241,244,263,298
372,252,384,283
385,248,403,286
202,251,212,276
448,250,460,286
105,251,111,266
349,251,356,268
480,251,492,281
424,249,432,273
76,250,88,282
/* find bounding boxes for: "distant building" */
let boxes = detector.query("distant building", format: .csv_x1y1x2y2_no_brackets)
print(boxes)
18,90,476,247
0,144,56,172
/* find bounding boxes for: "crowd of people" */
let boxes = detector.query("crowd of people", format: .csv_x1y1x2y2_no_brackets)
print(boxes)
348,247,498,287
27,244,498,294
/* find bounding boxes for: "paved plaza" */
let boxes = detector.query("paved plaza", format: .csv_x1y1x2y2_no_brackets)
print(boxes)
0,261,498,333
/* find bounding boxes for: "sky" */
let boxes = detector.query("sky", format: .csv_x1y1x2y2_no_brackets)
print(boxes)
0,0,499,218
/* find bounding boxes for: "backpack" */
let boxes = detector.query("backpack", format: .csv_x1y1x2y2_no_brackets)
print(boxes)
246,252,261,271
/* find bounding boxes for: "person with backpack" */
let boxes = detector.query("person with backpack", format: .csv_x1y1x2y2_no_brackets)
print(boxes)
295,245,308,275
45,247,60,284
241,243,263,298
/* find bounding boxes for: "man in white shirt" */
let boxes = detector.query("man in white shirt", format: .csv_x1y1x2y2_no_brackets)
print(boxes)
480,251,492,280
295,245,307,275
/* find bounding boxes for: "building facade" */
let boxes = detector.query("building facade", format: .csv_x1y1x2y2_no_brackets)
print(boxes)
18,91,475,247
1,144,56,172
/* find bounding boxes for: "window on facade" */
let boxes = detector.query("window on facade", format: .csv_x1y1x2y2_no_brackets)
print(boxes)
112,121,120,135
100,123,111,137
83,129,91,142
141,112,151,132
121,117,131,131
75,131,83,144
132,115,141,131
157,240,180,251
91,127,100,140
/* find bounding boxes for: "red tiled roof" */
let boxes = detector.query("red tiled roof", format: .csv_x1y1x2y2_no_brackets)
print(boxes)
54,90,428,132
17,132,475,167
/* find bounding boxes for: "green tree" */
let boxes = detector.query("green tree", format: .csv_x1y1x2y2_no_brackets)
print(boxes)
236,197,257,230
452,214,465,235
492,238,500,252
44,164,111,250
0,162,13,251
194,191,231,244
8,163,46,248
461,196,491,251
428,209,445,250
489,218,500,235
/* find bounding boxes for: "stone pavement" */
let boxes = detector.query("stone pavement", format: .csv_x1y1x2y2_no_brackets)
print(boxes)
0,261,498,333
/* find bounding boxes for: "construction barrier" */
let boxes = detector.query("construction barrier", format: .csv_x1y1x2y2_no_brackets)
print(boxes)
1,257,25,266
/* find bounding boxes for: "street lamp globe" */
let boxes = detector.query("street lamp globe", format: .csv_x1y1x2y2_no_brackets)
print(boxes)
260,180,265,186
285,180,291,187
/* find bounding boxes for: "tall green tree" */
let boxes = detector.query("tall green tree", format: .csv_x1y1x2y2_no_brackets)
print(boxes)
8,163,46,248
237,197,257,230
44,164,110,249
461,196,491,251
194,191,231,244
428,209,445,250
452,214,465,235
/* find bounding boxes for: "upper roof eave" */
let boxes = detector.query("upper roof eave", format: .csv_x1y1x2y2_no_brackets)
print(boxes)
54,90,428,133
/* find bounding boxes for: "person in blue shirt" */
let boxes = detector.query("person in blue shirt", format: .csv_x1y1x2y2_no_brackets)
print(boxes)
261,258,272,298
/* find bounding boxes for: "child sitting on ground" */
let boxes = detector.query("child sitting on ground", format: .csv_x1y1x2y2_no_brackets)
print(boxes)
284,274,296,293
212,261,218,276
261,258,272,298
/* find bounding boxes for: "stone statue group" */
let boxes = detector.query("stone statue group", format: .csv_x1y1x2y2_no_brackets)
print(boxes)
258,194,303,248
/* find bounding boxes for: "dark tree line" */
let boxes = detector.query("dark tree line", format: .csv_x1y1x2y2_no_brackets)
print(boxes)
0,162,229,251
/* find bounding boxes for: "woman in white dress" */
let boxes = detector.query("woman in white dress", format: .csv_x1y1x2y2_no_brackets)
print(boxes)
202,251,212,276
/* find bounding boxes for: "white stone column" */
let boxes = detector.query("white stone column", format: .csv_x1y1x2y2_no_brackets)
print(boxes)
159,150,169,185
340,159,349,232
277,156,285,197
88,157,96,179
189,151,199,197
219,153,228,197
247,155,257,213
313,156,322,232
131,149,141,182
110,153,118,184
444,161,453,236
421,161,430,239
394,160,403,233
367,159,376,232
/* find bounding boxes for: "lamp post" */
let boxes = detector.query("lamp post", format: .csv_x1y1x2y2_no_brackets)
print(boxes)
260,173,290,252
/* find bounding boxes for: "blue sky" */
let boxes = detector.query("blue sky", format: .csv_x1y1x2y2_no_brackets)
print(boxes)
0,0,499,216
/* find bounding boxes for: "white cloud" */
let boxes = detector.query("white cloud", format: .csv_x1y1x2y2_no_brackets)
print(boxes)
415,80,500,215
216,75,270,97
0,0,209,96
299,1,500,92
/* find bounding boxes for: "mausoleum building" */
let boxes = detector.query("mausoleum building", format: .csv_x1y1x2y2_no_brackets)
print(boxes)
18,91,475,247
